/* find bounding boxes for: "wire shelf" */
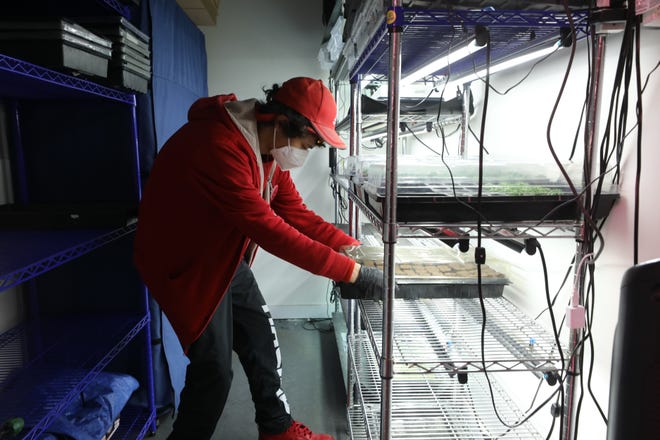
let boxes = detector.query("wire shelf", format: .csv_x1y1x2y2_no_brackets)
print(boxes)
0,314,149,440
0,54,135,104
359,297,561,374
96,0,133,18
333,175,581,237
350,8,589,81
0,223,137,293
112,405,157,440
348,334,543,439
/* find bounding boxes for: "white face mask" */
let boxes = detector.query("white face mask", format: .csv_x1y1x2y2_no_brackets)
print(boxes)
270,127,309,170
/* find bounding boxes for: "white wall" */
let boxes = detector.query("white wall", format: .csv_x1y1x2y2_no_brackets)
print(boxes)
201,0,340,318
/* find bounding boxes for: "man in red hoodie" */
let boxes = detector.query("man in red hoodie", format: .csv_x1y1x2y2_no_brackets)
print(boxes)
134,77,385,440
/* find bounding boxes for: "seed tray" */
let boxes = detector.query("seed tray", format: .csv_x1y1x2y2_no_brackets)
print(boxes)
343,245,509,299
360,182,619,223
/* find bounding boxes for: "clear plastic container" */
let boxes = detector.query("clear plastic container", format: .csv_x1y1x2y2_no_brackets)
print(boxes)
361,156,588,196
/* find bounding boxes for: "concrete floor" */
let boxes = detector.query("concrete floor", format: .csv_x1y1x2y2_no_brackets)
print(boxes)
152,319,349,440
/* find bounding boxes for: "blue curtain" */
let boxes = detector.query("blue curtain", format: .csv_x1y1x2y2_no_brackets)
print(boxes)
150,0,208,151
134,0,208,414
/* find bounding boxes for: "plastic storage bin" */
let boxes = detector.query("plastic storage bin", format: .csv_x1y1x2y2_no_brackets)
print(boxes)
0,19,112,77
77,16,151,93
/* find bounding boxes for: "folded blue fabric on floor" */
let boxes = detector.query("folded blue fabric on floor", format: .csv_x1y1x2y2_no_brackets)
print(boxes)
35,371,139,440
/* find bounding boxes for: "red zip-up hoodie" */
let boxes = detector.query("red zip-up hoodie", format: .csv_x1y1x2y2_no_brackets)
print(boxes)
134,94,358,348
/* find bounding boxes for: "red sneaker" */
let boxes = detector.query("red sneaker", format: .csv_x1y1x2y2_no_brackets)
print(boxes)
258,421,334,440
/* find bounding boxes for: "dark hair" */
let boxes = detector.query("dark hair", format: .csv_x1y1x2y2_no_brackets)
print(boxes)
256,83,311,138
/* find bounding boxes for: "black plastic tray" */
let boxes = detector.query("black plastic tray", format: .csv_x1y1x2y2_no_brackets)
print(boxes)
0,19,112,49
76,16,149,44
338,279,506,300
397,280,506,299
360,185,620,223
110,32,150,57
112,52,151,75
0,36,110,77
115,44,150,69
107,66,149,93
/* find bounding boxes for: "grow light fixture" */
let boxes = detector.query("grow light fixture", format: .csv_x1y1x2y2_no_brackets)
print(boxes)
444,41,562,90
400,39,484,86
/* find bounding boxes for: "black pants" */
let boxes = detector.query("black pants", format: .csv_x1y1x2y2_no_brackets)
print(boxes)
168,261,292,439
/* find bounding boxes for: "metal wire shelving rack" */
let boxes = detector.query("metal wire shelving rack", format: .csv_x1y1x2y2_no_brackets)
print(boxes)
348,8,590,82
0,224,137,291
359,298,561,375
0,54,135,104
0,1,156,437
0,315,151,440
331,2,604,440
347,333,544,439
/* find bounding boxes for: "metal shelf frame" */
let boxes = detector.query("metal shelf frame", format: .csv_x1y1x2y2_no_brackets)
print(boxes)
0,54,135,104
333,2,606,439
334,175,582,239
350,8,590,82
0,1,156,437
359,298,562,374
348,333,544,439
96,0,133,18
0,314,154,440
0,223,137,293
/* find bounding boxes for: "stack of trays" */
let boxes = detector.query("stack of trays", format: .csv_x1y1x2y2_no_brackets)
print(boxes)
79,17,151,93
0,19,112,77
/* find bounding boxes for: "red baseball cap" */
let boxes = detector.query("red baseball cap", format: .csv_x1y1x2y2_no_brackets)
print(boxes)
273,77,347,149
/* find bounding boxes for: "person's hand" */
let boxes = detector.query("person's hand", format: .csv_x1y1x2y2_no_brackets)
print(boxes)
337,265,394,300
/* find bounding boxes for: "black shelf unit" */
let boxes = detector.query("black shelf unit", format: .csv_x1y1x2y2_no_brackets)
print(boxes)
0,1,156,439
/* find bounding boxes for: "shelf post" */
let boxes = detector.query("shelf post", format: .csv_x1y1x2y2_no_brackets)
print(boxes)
349,78,363,243
346,77,363,410
562,29,607,440
380,2,402,439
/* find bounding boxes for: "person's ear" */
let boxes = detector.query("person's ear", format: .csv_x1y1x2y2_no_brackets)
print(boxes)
275,115,291,134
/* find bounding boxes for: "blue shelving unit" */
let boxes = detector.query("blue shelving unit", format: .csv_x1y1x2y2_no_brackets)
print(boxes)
0,315,148,439
0,225,136,292
0,54,135,104
0,1,156,438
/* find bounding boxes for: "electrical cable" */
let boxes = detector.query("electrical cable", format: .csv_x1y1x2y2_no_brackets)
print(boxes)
618,58,660,142
468,125,490,155
545,1,605,265
584,270,608,423
536,242,566,440
534,254,575,321
403,122,490,222
633,18,643,264
474,45,563,96
483,239,573,434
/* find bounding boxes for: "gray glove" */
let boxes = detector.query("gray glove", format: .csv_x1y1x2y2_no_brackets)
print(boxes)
337,266,392,300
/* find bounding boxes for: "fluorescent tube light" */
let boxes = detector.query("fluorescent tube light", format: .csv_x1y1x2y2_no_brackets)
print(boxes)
444,42,561,90
400,39,484,86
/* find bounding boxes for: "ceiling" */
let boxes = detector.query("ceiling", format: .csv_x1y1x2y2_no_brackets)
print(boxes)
176,0,220,26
